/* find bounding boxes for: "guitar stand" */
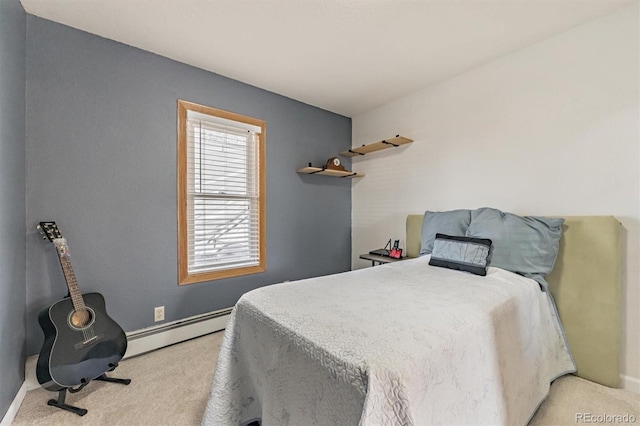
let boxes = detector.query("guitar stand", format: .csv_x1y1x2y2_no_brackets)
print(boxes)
47,365,131,416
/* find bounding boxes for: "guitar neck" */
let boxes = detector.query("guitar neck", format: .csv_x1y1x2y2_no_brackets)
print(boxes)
53,238,86,312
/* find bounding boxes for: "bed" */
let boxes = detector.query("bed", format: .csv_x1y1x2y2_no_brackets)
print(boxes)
203,211,621,425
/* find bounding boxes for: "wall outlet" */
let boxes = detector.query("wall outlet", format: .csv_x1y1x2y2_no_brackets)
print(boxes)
154,306,165,322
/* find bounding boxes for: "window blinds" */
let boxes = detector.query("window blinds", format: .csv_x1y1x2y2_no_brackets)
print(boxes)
186,113,261,274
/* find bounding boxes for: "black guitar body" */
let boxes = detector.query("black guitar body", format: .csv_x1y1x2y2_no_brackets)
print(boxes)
36,292,127,391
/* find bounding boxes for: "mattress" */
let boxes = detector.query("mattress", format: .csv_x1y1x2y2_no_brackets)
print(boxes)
203,256,575,425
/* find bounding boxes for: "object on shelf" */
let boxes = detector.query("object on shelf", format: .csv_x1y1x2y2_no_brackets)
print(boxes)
340,135,413,157
325,156,346,171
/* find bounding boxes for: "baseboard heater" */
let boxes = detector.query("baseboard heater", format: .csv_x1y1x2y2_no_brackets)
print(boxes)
123,307,232,359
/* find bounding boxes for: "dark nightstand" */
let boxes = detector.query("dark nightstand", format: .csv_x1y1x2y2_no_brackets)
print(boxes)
359,253,407,266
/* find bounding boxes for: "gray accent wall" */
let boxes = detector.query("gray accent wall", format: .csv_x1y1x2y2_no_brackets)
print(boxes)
25,17,352,354
0,0,26,418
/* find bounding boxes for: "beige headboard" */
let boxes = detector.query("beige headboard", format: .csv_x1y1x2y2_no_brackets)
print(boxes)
406,214,621,388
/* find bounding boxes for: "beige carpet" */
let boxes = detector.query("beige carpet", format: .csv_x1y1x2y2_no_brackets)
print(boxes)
530,374,639,425
13,331,639,425
13,332,223,425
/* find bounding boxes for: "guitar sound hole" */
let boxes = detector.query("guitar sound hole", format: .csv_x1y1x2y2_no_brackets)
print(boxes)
68,308,95,330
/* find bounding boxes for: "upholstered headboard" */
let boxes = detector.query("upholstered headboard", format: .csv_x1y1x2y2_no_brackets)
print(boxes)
406,214,621,388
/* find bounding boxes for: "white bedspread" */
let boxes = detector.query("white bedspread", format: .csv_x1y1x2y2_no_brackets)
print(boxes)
203,256,575,425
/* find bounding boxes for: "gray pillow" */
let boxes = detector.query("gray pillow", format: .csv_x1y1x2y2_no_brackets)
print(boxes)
419,209,472,255
466,207,564,278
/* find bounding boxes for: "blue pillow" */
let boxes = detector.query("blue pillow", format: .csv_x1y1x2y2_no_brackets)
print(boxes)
466,208,564,278
429,234,492,276
420,209,472,255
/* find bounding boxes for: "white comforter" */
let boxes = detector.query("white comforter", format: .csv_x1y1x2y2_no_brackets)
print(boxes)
203,256,575,426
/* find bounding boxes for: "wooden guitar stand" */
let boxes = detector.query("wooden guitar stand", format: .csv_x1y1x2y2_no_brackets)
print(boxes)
47,364,131,416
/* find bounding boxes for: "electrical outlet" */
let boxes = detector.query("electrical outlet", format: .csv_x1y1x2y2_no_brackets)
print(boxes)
154,306,165,322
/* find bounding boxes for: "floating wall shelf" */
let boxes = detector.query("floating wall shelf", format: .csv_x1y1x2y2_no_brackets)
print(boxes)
296,166,364,178
340,135,413,157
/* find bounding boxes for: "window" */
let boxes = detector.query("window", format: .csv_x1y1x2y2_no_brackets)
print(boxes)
177,100,266,285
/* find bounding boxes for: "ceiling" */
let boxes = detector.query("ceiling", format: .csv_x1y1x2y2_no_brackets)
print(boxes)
20,0,634,117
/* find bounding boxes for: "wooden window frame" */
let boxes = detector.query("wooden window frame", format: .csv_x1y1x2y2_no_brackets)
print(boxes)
177,100,266,285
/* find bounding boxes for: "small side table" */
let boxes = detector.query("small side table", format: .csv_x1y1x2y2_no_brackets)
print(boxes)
359,253,407,266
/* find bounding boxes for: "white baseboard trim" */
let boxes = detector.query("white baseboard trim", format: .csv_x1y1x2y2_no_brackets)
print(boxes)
621,374,640,394
1,381,27,426
23,307,232,393
123,307,231,359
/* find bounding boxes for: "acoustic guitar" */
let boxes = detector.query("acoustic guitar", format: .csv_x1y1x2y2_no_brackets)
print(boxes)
36,222,127,392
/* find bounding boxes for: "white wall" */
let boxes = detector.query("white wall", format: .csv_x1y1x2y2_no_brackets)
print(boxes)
351,3,639,387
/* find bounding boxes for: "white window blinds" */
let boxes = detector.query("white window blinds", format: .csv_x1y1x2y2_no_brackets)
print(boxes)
186,111,262,274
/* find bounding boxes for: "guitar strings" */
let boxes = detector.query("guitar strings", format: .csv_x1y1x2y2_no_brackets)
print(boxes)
64,257,95,342
58,243,96,343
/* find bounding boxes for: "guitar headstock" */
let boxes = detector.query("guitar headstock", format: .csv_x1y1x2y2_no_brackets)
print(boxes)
37,222,63,242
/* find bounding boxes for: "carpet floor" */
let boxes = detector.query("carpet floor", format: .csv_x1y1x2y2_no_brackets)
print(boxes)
12,331,639,425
